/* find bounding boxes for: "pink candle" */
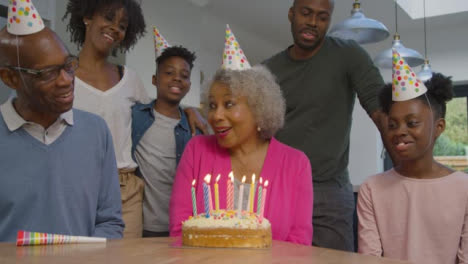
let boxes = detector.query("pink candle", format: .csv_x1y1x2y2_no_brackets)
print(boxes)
227,172,234,210
259,180,269,222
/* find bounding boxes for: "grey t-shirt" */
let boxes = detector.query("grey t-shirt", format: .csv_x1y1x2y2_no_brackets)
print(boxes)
264,37,384,186
135,110,179,232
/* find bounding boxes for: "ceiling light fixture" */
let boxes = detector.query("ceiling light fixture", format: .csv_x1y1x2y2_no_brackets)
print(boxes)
374,0,424,68
329,0,389,44
417,0,433,81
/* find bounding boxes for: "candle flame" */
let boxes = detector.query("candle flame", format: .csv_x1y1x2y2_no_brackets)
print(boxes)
216,174,221,182
259,177,263,184
252,174,256,183
241,175,246,183
204,174,211,184
192,179,196,186
229,171,234,181
264,180,269,187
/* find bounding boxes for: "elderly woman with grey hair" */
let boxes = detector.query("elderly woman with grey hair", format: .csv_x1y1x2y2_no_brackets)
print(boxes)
169,66,313,245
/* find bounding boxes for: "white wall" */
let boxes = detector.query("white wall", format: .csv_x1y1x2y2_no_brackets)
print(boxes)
126,0,202,106
349,105,384,186
198,12,284,84
125,0,283,107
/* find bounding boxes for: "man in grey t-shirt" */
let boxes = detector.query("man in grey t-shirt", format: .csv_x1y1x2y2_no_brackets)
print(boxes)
264,0,385,251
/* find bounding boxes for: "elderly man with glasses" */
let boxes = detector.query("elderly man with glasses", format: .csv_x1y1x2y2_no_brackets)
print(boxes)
0,26,124,242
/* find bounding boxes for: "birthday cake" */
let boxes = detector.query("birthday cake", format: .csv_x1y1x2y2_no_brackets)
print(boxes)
182,210,272,248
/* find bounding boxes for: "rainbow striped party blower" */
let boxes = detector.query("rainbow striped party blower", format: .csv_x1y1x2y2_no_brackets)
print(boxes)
16,230,106,246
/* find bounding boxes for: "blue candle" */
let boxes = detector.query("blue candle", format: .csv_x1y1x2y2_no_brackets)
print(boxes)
203,175,211,218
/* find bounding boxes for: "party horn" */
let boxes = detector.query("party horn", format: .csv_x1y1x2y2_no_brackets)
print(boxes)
16,230,106,246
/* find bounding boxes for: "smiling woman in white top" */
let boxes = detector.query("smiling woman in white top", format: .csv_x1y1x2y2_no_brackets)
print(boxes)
63,0,149,238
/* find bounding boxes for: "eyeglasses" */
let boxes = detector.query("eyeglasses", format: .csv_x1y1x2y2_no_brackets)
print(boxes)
7,56,79,83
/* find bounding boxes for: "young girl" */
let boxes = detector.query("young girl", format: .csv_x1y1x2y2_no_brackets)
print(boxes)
357,72,468,263
63,0,148,238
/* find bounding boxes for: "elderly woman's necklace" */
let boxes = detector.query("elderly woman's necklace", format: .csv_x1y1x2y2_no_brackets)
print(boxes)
230,145,268,182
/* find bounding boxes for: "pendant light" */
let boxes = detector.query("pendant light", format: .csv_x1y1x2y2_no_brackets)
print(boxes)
418,0,433,81
374,0,424,68
329,0,389,44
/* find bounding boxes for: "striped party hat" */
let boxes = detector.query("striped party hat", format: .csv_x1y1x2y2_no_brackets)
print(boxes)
16,230,106,246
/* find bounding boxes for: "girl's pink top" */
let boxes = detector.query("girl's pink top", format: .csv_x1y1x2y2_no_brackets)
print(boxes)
358,169,468,264
169,135,313,245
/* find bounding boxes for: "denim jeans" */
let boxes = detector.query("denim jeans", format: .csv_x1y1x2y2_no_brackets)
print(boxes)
312,183,355,252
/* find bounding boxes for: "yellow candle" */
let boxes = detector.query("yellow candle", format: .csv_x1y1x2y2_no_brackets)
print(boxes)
214,174,221,211
249,174,256,212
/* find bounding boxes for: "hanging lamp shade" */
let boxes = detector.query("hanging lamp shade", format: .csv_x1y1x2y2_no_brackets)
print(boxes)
329,0,389,44
418,59,433,81
374,34,425,68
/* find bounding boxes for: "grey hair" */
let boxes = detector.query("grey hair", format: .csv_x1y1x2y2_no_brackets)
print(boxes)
202,65,285,139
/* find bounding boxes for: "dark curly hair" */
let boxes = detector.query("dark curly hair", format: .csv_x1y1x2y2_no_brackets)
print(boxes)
62,0,146,53
379,72,454,119
156,46,196,70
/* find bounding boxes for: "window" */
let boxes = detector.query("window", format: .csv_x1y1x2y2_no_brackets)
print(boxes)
434,83,468,173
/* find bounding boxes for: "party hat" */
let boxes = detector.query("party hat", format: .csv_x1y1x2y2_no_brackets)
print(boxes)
222,25,251,70
16,230,106,246
7,0,45,35
392,49,427,101
153,26,170,59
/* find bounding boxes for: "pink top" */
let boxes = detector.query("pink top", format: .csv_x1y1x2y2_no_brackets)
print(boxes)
169,135,313,245
358,169,468,264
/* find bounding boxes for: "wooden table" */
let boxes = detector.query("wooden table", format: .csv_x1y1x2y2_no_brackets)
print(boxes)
0,237,411,264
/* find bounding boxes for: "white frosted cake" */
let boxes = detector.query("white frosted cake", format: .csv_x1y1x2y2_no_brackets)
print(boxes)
182,210,272,248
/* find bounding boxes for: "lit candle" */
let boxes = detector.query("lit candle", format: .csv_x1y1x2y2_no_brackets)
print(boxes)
208,175,213,213
259,180,269,222
248,174,256,212
203,175,211,218
256,177,263,215
237,176,246,218
227,172,234,210
191,179,197,216
214,174,221,211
